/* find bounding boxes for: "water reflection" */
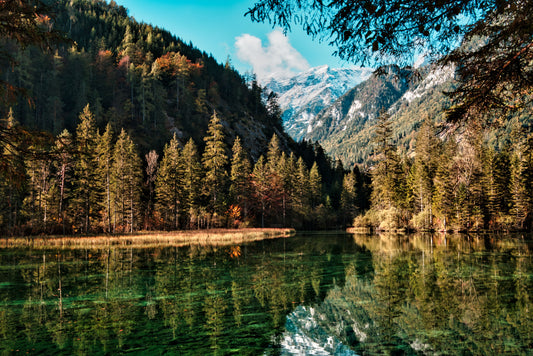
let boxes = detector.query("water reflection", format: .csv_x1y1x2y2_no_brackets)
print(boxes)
0,233,531,355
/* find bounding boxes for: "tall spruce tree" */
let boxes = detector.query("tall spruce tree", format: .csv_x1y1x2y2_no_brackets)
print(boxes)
293,157,310,221
408,117,438,229
277,151,295,227
145,149,159,226
251,156,270,228
95,123,113,232
111,129,142,232
202,111,228,219
181,138,203,228
229,136,251,223
72,104,98,233
155,134,183,229
510,137,532,229
309,162,322,209
340,171,358,226
53,129,73,234
432,141,457,230
482,147,511,228
371,110,403,211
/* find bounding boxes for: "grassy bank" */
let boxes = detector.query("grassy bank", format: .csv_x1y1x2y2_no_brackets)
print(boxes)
0,228,295,249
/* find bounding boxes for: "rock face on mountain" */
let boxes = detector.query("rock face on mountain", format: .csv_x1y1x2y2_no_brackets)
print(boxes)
271,64,456,167
311,65,455,167
263,65,373,141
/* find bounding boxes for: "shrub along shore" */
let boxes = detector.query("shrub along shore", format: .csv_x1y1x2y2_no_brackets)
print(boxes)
0,228,295,249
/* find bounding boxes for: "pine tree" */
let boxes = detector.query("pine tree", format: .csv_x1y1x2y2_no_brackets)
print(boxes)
452,129,485,230
72,104,99,233
510,142,531,229
371,110,403,211
482,147,511,228
293,157,310,220
408,117,438,229
155,134,182,229
181,138,203,228
266,134,282,171
124,132,143,232
309,162,322,209
277,151,295,227
111,128,142,232
95,123,113,232
0,109,25,234
145,149,159,227
53,129,73,234
432,141,456,230
340,171,358,226
202,111,228,219
251,156,270,228
24,144,52,230
229,136,251,223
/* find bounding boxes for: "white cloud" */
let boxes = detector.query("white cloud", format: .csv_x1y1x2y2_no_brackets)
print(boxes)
235,30,310,83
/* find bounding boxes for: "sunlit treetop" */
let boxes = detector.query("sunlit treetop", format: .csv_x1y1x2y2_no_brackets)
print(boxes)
247,0,533,122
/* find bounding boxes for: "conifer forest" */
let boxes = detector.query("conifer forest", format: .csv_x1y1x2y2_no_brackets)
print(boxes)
1,0,532,236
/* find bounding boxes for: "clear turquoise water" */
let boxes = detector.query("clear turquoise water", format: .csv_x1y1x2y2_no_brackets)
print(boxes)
0,232,531,355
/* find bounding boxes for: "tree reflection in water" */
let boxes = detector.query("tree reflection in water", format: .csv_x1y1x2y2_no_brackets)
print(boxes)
0,233,531,355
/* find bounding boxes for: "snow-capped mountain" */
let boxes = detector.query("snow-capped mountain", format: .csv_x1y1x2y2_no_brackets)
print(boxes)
306,64,456,167
264,65,373,141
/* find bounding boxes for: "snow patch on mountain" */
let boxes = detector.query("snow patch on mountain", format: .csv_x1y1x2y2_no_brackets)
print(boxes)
401,65,454,103
264,65,373,141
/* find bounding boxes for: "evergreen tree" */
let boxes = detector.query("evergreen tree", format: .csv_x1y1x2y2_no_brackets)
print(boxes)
229,136,251,223
53,129,73,234
111,128,142,232
0,109,25,235
95,123,113,232
277,151,295,227
340,171,358,226
371,110,403,210
408,117,438,229
266,133,282,171
309,162,322,209
145,149,159,227
251,156,270,228
202,111,228,219
510,138,532,229
482,147,511,228
181,138,203,228
72,104,98,233
23,144,52,230
155,134,183,229
432,140,457,230
293,157,310,222
452,129,485,230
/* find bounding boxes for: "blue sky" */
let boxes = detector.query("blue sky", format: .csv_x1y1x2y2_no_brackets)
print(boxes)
114,0,356,82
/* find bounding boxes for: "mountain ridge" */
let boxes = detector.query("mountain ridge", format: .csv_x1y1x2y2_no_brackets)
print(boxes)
264,65,373,141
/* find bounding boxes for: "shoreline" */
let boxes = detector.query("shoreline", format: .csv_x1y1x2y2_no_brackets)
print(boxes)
0,228,295,249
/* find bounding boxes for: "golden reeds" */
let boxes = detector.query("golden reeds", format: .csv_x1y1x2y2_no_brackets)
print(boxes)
0,228,295,250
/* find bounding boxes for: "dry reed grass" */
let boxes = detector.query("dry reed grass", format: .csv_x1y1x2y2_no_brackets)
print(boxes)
0,228,295,250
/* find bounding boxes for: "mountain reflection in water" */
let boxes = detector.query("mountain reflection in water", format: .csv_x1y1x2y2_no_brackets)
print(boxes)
0,232,531,355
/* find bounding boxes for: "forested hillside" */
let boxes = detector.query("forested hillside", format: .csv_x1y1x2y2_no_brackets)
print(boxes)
1,0,288,156
0,0,368,235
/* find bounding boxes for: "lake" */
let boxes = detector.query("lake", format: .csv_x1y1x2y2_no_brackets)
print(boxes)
0,232,531,355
